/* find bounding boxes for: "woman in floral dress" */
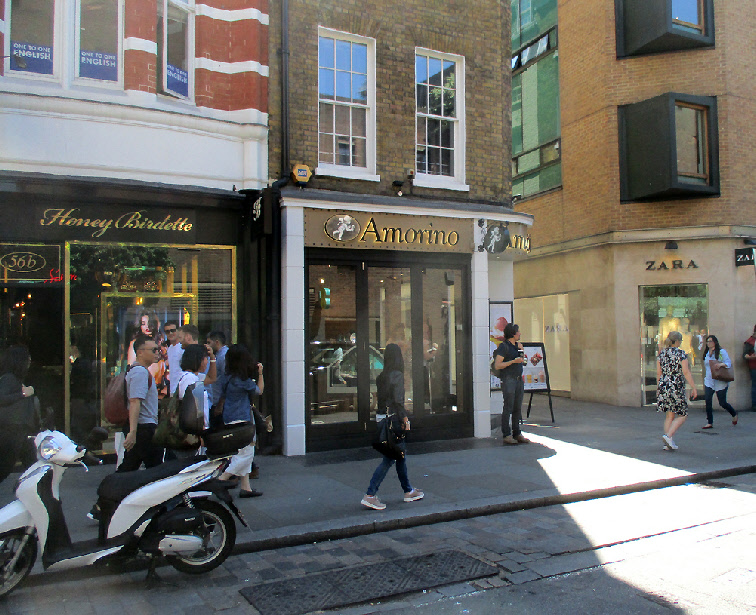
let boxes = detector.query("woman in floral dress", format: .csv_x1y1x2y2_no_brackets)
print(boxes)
657,331,697,451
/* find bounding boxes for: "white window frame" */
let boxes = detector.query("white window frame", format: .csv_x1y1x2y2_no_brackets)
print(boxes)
158,0,195,101
315,27,379,182
73,0,124,88
3,0,62,83
414,47,467,191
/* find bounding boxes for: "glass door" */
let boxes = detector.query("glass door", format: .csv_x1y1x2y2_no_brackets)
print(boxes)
639,284,708,405
307,264,360,426
306,251,472,449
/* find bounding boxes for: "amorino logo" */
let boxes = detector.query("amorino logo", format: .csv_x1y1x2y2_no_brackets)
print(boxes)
325,215,361,241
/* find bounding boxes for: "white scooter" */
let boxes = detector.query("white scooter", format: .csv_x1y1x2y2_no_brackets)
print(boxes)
0,430,246,597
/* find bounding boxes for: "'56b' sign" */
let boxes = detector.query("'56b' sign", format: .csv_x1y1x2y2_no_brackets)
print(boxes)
0,244,61,283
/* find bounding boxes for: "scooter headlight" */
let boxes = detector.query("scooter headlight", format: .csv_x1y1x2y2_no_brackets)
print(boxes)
38,436,62,460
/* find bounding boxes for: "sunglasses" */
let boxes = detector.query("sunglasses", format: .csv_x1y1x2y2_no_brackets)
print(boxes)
165,328,177,333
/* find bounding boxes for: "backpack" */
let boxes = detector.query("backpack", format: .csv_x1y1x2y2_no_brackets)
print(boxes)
104,365,152,426
179,380,207,435
153,377,200,450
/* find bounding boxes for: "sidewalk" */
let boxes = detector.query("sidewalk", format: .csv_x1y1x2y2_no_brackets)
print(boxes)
2,395,754,559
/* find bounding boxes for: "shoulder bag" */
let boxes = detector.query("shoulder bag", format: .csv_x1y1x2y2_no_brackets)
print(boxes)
372,414,405,461
711,353,734,382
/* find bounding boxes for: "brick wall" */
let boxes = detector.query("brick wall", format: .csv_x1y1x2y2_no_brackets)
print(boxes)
516,0,756,249
121,0,268,112
268,0,511,203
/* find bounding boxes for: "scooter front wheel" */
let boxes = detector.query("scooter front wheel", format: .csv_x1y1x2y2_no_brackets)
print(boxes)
166,500,235,574
0,530,37,598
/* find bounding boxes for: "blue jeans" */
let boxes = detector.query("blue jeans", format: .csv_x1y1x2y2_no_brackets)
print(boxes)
704,386,737,425
367,440,411,496
501,376,524,438
750,368,756,409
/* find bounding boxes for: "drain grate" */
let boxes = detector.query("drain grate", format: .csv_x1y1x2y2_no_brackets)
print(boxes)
239,550,498,615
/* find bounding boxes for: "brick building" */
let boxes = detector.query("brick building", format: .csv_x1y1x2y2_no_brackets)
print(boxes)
264,0,534,454
0,1,269,440
510,0,756,408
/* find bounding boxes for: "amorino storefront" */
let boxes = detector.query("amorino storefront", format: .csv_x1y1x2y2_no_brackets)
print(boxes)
278,187,533,454
0,172,244,447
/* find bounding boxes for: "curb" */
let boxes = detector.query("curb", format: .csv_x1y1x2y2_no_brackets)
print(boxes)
233,465,756,555
19,464,756,588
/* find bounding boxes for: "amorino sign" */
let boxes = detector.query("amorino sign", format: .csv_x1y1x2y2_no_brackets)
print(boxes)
304,209,474,253
19,205,197,243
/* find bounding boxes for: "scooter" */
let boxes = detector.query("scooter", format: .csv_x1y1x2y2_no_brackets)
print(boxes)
0,430,247,598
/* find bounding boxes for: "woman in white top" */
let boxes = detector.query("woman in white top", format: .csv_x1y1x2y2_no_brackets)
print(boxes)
701,334,738,429
176,344,216,456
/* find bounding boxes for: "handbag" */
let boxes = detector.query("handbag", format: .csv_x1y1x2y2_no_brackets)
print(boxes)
711,360,734,382
371,414,405,461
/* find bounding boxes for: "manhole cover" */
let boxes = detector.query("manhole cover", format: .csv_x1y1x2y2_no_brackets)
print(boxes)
239,550,498,615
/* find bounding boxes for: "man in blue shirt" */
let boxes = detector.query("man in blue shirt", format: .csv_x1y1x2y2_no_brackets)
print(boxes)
206,331,228,429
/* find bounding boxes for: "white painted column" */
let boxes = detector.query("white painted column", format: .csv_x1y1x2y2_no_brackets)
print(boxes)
471,250,491,438
487,258,515,422
280,204,306,455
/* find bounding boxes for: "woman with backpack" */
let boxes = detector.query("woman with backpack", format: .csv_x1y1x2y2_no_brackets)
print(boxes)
701,334,738,429
173,344,214,457
217,344,264,498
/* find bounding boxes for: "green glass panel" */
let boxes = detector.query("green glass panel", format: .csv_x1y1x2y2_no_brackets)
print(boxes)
520,54,559,152
512,73,523,155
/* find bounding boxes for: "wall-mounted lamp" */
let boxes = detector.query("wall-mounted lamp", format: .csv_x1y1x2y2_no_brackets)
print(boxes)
664,241,678,250
744,238,756,246
392,180,404,197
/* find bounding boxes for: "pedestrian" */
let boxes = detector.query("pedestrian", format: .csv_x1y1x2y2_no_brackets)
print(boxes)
743,324,756,412
0,345,37,483
164,321,182,395
361,343,423,511
701,334,738,429
175,344,216,457
493,323,530,445
118,334,165,472
206,330,228,430
657,331,697,451
217,344,264,498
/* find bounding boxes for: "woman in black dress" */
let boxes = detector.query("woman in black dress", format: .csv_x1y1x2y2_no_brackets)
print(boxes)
657,331,697,451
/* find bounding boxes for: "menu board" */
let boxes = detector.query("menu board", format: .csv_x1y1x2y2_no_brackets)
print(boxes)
521,342,549,392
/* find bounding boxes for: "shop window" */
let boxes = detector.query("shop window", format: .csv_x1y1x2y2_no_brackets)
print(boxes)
317,29,377,180
157,0,193,99
67,244,235,441
7,0,55,75
414,50,466,189
618,93,719,201
77,0,120,82
639,284,708,405
511,35,561,199
615,0,714,58
511,0,557,51
514,294,570,393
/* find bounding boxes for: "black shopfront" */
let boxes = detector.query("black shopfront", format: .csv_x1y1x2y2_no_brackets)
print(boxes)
0,173,273,450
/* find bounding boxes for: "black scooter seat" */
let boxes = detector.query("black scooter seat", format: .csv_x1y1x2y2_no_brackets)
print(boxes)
97,457,208,503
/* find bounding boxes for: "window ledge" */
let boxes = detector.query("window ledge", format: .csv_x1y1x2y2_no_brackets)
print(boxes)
413,174,469,191
315,165,380,182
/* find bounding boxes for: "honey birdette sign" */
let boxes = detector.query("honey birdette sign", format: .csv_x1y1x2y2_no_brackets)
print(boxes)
31,206,197,243
305,210,474,253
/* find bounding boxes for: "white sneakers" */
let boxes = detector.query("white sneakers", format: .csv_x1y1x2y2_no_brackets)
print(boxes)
404,489,424,502
361,489,425,510
361,495,386,510
662,434,678,450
